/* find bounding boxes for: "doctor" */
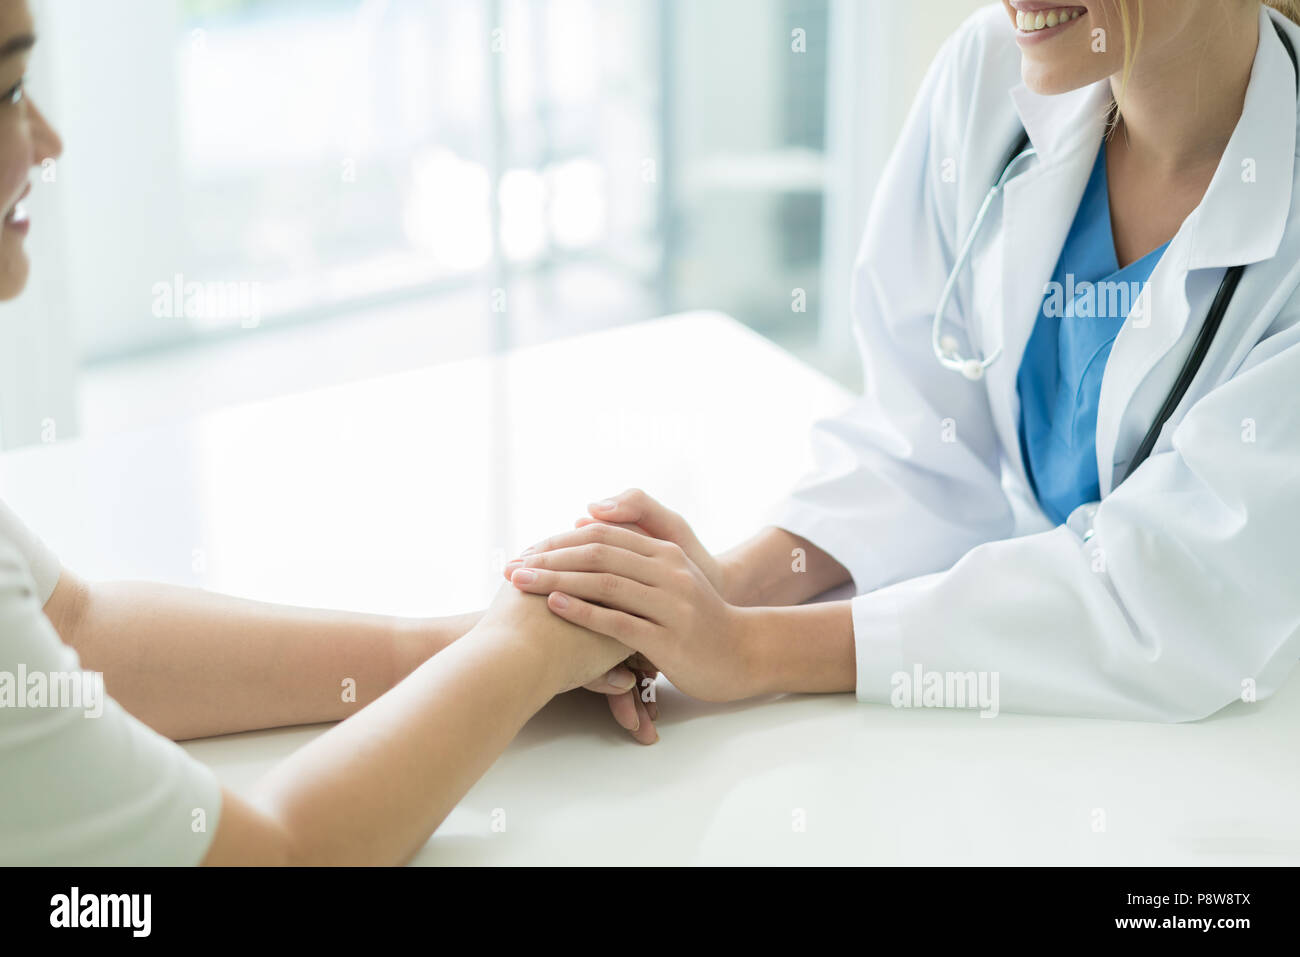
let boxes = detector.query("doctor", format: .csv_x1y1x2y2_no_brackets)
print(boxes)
507,0,1300,723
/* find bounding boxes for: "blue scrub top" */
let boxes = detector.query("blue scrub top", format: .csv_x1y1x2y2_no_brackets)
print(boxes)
1016,143,1169,526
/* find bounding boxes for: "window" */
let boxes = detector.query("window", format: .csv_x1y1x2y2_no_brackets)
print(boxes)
162,0,665,345
9,0,865,448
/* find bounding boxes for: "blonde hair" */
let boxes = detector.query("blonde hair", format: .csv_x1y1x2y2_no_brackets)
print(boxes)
1266,0,1300,25
1114,0,1145,105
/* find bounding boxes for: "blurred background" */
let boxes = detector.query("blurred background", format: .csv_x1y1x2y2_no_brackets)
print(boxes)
0,0,988,450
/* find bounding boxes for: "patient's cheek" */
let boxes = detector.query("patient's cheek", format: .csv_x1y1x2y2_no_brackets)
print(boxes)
0,122,33,296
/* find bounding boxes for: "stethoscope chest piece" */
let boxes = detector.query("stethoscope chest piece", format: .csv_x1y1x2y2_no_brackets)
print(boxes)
938,333,988,380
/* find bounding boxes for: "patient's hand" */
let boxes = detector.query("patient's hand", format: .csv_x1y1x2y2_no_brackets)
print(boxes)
507,489,716,742
504,520,753,704
587,650,660,745
474,582,634,697
504,498,679,744
476,583,660,743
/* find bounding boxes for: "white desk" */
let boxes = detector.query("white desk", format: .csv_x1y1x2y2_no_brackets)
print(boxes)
3,312,1297,865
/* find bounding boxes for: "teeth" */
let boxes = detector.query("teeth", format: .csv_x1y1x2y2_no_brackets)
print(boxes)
1017,7,1083,32
4,202,26,225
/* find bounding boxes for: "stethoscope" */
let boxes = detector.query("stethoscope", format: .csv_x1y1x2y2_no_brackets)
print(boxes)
932,19,1298,482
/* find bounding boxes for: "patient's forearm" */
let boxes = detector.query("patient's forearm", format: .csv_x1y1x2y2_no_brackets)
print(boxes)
51,573,479,740
718,527,852,607
229,623,557,865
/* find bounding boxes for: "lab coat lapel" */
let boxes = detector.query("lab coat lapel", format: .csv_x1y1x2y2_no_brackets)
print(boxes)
1096,6,1298,494
1094,245,1191,495
985,81,1112,491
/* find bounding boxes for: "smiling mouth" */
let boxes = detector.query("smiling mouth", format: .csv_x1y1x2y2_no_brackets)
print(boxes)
1014,6,1087,33
4,182,30,230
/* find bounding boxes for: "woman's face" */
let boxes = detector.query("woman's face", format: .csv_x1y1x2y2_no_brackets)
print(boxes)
1003,1,1212,95
0,0,61,301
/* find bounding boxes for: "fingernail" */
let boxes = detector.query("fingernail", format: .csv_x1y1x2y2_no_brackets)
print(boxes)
550,593,569,610
520,546,537,556
592,500,616,512
512,569,537,584
505,560,523,572
607,669,635,692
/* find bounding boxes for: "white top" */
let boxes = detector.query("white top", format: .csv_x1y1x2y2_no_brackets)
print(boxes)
0,499,221,865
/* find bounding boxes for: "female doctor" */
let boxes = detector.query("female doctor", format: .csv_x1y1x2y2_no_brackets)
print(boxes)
508,0,1300,724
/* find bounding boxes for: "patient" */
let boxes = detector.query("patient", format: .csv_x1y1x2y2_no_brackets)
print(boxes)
0,0,648,866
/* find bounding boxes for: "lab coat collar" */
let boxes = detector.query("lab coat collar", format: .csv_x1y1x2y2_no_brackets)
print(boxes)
1008,6,1297,272
1009,77,1112,168
1184,6,1298,270
990,82,1112,495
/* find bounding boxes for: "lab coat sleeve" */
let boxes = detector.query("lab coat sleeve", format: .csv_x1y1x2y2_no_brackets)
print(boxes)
851,329,1300,722
770,13,1019,594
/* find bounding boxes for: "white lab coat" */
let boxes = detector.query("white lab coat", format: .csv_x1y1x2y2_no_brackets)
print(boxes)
773,3,1300,721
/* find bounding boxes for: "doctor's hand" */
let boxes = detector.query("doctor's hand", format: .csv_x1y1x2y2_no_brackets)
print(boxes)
505,531,661,745
573,489,729,600
505,523,755,703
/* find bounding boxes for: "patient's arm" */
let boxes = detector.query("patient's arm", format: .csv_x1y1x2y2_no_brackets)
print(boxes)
204,586,634,865
41,571,483,740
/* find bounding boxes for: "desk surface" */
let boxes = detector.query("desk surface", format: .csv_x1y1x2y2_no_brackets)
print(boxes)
3,312,1297,865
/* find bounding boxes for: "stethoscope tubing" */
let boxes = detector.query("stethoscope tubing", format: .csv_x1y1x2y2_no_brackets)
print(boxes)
929,18,1297,486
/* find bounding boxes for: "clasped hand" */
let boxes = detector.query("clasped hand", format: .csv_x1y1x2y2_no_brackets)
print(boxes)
501,490,755,744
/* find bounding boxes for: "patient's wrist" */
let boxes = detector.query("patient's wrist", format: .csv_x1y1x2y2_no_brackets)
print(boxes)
392,611,481,681
716,553,752,607
391,620,442,684
433,611,485,650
